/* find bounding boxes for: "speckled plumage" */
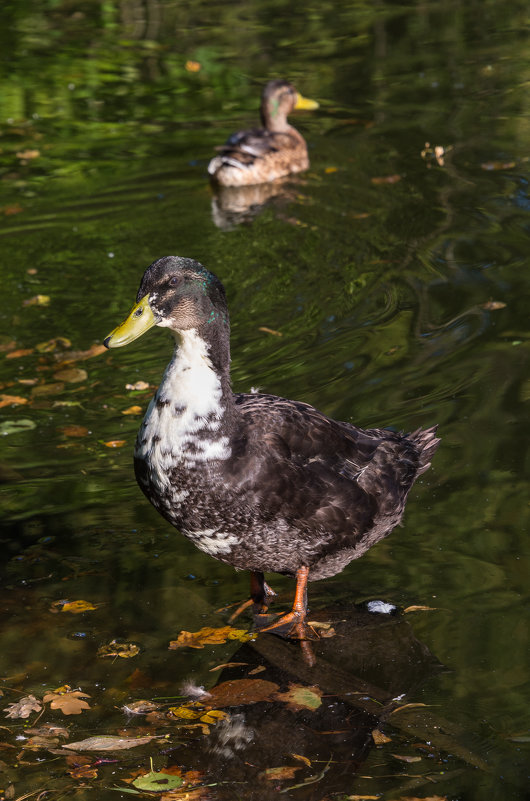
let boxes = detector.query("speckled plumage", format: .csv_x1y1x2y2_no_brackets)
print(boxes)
208,80,317,187
105,257,440,606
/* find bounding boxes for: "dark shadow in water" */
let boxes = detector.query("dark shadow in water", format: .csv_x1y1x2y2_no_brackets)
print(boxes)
168,606,486,800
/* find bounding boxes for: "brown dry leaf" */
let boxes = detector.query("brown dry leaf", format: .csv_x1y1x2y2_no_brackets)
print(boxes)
481,161,516,171
103,439,127,448
169,626,254,650
122,405,143,415
259,765,301,781
16,149,40,159
126,380,150,391
2,203,24,216
97,640,139,659
64,734,157,751
57,425,89,438
481,301,507,311
53,367,87,383
247,665,266,675
69,764,98,779
67,343,107,361
3,695,42,719
122,700,160,715
275,684,323,712
5,348,34,359
22,294,50,307
371,174,401,185
0,394,28,408
43,689,91,716
403,605,437,613
206,678,279,707
390,753,422,763
372,728,392,744
31,382,64,397
291,753,311,767
35,336,72,353
258,326,283,337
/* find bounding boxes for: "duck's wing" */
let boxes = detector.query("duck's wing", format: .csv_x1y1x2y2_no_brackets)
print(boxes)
230,393,433,538
208,128,299,173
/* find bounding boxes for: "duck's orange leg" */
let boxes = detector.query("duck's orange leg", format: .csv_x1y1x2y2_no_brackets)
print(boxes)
258,566,318,640
227,571,276,623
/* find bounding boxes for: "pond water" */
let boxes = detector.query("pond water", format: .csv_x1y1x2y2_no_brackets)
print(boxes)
0,1,529,799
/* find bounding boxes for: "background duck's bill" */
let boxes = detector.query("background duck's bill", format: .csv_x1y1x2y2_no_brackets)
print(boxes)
104,295,157,348
294,92,319,111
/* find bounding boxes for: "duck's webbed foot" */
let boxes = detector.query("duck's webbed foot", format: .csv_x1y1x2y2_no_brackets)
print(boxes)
226,571,277,623
257,566,319,641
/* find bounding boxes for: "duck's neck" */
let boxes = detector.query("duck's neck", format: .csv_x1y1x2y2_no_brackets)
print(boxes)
261,105,292,133
141,326,236,468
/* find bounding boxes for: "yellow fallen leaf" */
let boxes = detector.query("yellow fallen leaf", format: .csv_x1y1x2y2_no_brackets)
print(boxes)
403,605,437,613
35,337,72,353
258,326,283,337
0,394,28,408
372,728,392,744
51,599,98,613
103,440,126,448
325,166,338,173
5,348,34,359
22,294,50,307
259,766,300,781
43,689,91,716
291,753,311,766
185,60,201,72
97,640,139,658
169,706,203,720
200,709,229,724
122,405,143,415
169,626,253,649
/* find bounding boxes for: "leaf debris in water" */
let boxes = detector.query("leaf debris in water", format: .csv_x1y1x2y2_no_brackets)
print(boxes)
97,640,140,658
64,734,159,751
169,625,254,649
3,695,42,719
43,688,91,716
274,684,323,711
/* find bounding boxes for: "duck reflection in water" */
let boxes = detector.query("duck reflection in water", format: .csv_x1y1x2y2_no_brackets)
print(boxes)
104,256,440,648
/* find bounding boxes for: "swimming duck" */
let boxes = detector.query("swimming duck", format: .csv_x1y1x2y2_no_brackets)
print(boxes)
208,79,319,187
104,257,440,639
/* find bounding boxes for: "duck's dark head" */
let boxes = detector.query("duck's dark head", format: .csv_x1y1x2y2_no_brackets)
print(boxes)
261,79,319,130
104,256,229,352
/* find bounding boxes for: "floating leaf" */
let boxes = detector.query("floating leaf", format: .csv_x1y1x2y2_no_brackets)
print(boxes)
291,753,311,766
259,766,300,781
69,764,98,779
481,161,516,171
31,382,64,397
275,684,322,711
200,709,229,725
0,394,28,408
122,405,143,415
372,728,392,744
404,605,437,613
169,625,254,650
481,300,507,311
125,381,150,391
43,689,91,716
206,678,278,707
5,348,34,359
66,343,107,361
258,326,283,337
64,734,157,751
4,695,42,719
390,753,422,763
35,337,72,353
122,700,160,715
0,418,36,436
98,640,140,659
325,166,338,173
57,425,89,438
169,705,203,720
58,600,98,614
371,174,401,185
103,439,126,448
16,149,40,159
185,60,201,72
209,662,248,672
53,367,87,383
22,294,50,307
133,770,184,791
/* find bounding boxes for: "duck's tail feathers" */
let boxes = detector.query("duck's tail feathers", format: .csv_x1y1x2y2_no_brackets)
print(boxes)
408,425,441,476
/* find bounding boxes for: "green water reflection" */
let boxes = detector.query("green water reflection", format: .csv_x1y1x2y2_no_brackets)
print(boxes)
0,1,529,799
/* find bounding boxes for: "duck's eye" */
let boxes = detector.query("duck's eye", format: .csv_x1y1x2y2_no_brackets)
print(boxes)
168,276,179,287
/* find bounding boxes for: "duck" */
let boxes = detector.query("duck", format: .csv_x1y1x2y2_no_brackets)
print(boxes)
104,257,440,639
208,79,319,187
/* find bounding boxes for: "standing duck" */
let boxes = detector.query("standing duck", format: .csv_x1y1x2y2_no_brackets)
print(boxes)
104,257,440,638
208,79,319,187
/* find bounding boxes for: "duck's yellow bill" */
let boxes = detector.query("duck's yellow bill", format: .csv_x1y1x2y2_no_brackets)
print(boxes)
104,294,157,349
294,92,319,111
